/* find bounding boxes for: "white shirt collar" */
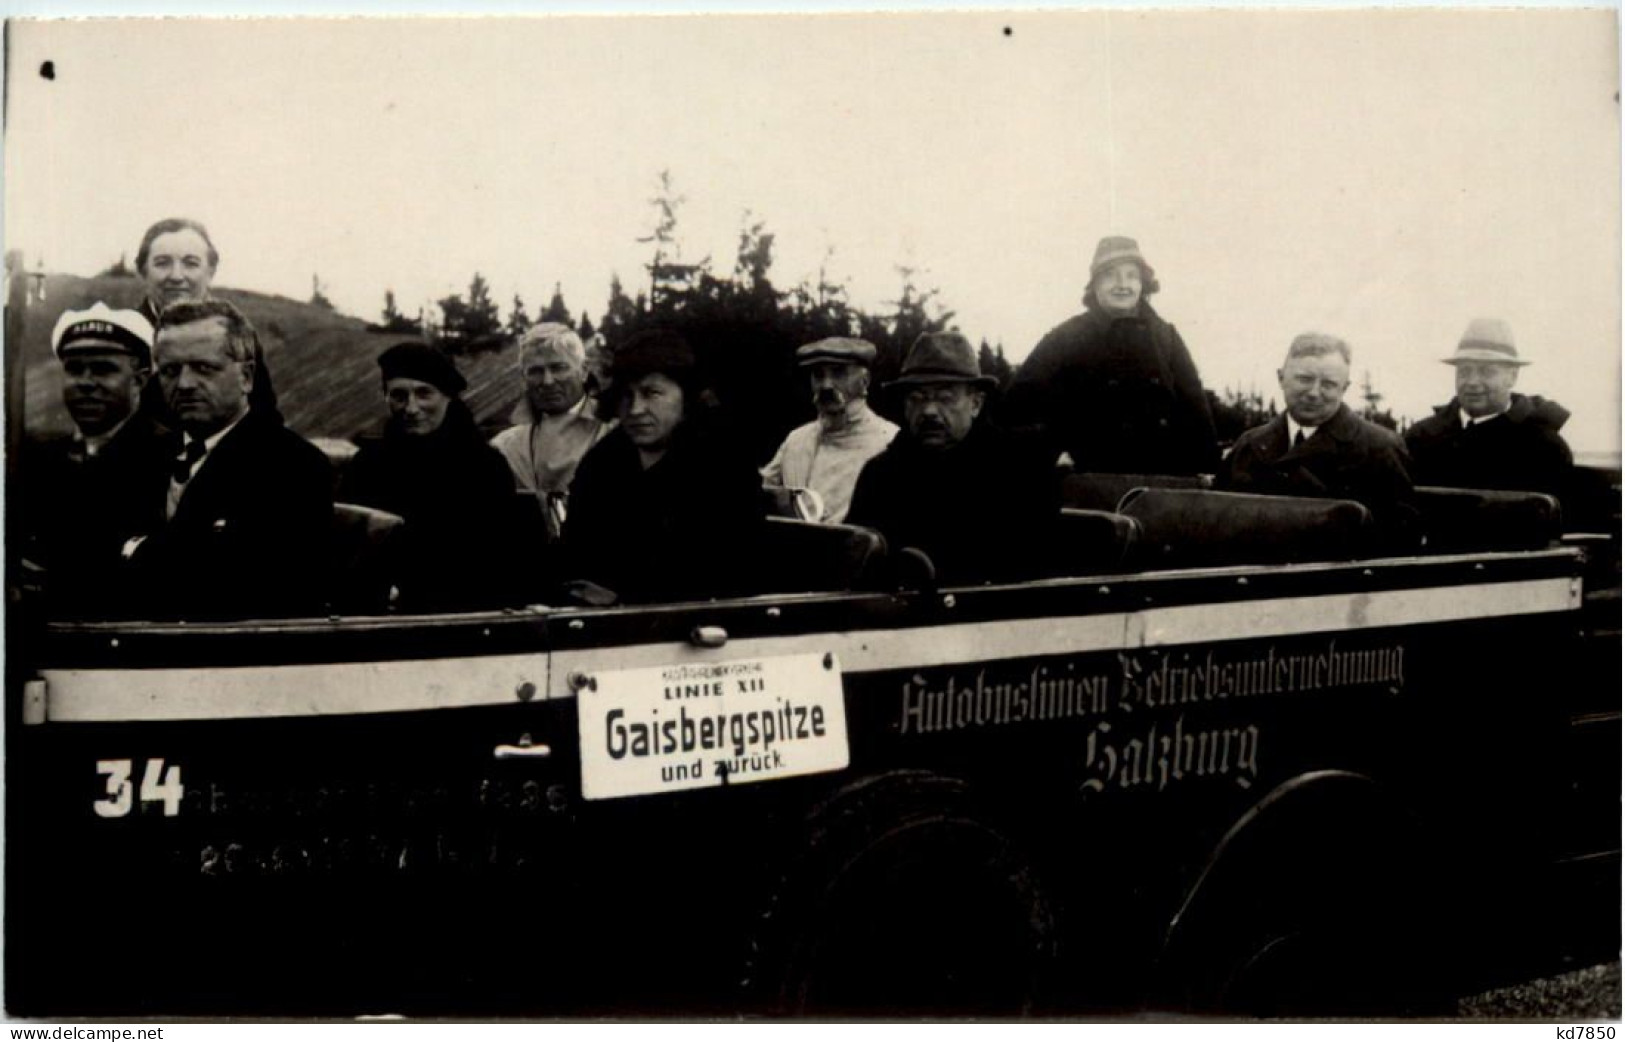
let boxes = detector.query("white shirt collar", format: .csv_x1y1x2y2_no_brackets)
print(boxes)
179,409,248,468
1286,416,1319,445
1459,403,1509,428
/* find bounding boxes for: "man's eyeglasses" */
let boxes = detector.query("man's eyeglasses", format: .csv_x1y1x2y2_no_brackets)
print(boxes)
904,386,970,408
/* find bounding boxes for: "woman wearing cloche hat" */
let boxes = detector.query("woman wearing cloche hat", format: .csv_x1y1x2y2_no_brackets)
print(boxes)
1003,236,1218,476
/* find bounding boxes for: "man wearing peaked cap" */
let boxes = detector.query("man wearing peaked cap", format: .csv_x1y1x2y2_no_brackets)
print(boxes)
760,336,898,523
846,331,1059,584
49,303,156,442
1404,318,1573,499
22,303,172,617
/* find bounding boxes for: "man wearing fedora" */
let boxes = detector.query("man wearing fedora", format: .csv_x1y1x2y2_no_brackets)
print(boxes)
1222,332,1418,544
21,303,172,617
1404,318,1573,499
760,336,898,524
847,331,1058,584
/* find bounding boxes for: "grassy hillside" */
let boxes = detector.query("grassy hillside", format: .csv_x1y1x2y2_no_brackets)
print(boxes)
18,274,527,441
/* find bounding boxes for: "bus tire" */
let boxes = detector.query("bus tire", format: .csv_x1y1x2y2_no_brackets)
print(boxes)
744,770,1057,1016
1158,772,1456,1016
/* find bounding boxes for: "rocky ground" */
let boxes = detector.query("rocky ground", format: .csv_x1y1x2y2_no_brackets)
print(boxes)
1458,961,1621,1021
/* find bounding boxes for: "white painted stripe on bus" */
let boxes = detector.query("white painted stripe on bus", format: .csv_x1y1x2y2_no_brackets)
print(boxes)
1133,578,1579,648
41,577,1578,722
549,577,1579,695
44,652,549,722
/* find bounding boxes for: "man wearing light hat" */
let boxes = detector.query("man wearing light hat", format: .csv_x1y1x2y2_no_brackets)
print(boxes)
847,331,1058,583
760,336,898,523
21,303,171,616
1404,318,1573,498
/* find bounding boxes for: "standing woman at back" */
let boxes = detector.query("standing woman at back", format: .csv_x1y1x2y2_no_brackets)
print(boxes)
1004,236,1217,475
133,217,279,419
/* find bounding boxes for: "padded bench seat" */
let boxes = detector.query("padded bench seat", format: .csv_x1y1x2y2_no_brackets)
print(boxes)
1061,471,1213,513
1118,487,1374,569
757,516,889,593
1414,486,1562,553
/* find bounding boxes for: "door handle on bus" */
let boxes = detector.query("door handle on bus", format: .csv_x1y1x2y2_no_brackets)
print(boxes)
494,738,552,760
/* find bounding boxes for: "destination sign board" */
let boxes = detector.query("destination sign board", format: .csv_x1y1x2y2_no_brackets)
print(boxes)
577,652,850,801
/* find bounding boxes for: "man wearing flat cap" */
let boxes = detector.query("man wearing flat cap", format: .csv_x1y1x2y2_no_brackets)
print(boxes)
1222,332,1417,543
847,331,1059,584
21,303,172,617
121,299,332,620
344,341,523,611
760,337,898,523
1404,319,1573,500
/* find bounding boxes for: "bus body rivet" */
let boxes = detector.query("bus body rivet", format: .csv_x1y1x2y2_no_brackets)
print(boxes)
1098,586,1110,595
568,619,584,631
766,606,781,618
109,638,120,648
568,671,594,693
516,681,536,702
942,594,956,609
1237,577,1248,586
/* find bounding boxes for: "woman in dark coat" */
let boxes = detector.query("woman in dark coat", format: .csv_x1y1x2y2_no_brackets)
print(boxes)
1003,236,1218,475
343,342,522,612
564,329,765,604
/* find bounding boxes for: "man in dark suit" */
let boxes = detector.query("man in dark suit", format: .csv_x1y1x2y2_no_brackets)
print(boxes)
122,300,332,620
847,332,1058,584
1222,332,1417,545
1404,318,1573,501
22,304,172,618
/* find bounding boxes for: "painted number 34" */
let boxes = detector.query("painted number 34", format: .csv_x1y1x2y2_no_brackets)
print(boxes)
94,758,183,818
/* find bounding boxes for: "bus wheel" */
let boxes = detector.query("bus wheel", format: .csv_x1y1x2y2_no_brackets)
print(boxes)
1159,780,1455,1016
746,771,1057,1017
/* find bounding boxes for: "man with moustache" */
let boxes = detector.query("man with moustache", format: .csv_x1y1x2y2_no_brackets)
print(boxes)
21,304,171,617
490,322,611,539
760,337,898,523
1222,332,1417,543
122,299,332,619
847,332,1058,584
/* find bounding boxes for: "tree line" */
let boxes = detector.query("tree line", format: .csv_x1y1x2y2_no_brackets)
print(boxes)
343,169,1396,457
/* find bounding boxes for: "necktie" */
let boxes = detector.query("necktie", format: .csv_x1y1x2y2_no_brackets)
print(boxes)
173,438,207,484
1293,430,1306,449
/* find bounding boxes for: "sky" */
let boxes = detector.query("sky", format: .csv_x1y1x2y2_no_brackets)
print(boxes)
5,9,1620,453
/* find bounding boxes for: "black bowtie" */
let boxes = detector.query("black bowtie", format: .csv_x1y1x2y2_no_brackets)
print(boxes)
173,438,207,484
